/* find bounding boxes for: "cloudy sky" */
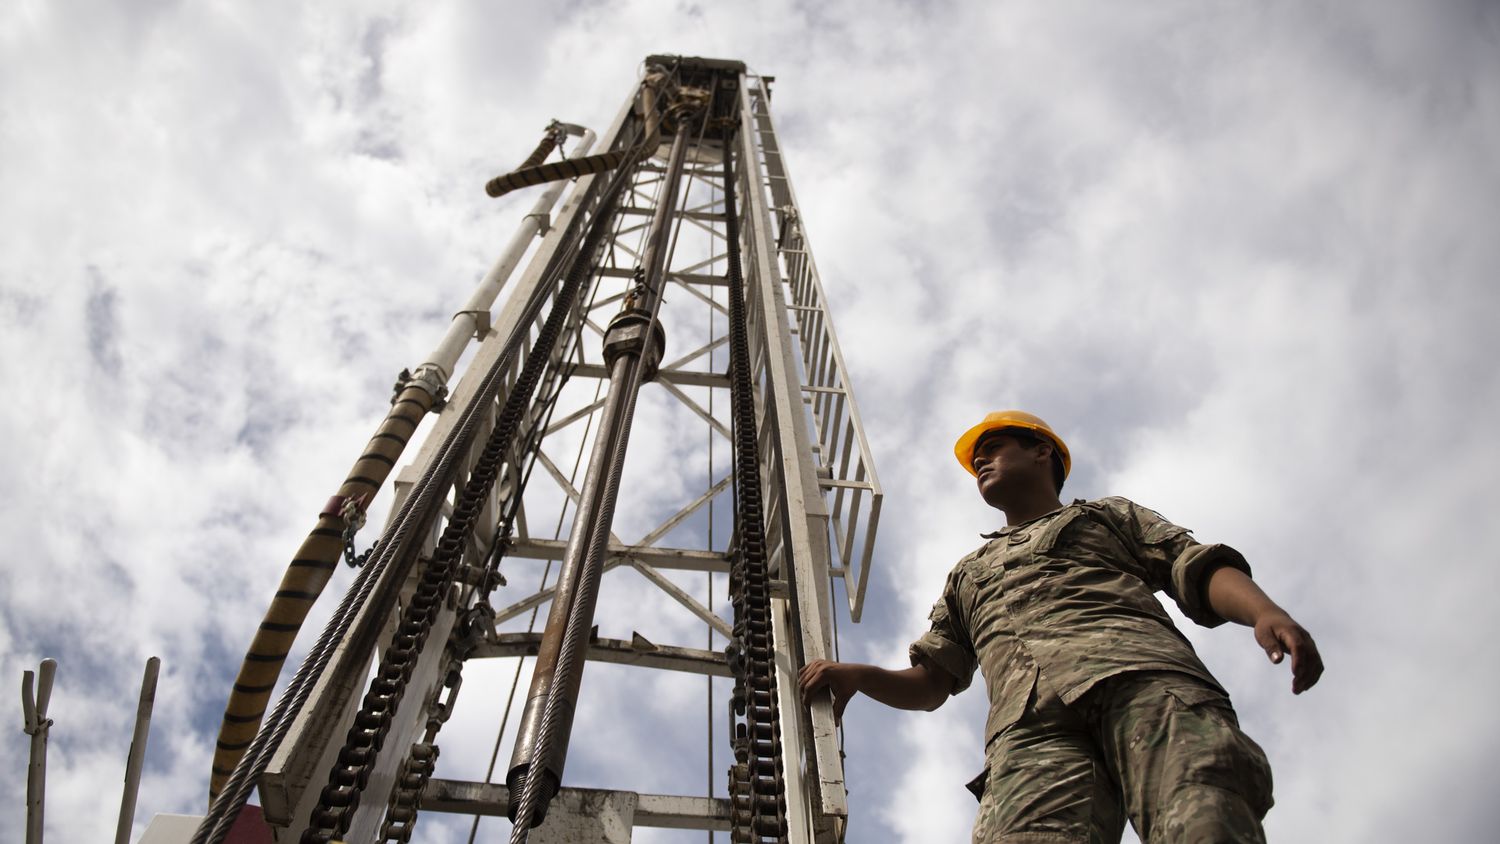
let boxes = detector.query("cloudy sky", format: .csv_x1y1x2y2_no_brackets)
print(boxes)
3,1,1499,842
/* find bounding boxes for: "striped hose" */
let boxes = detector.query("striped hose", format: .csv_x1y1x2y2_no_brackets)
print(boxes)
516,122,563,172
486,71,672,199
207,63,676,805
207,382,435,799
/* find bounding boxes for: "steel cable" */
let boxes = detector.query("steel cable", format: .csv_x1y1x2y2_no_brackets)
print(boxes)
505,92,711,842
193,110,642,843
464,146,657,844
379,282,598,843
505,351,645,842
196,239,572,844
298,137,643,844
209,112,589,795
298,67,675,842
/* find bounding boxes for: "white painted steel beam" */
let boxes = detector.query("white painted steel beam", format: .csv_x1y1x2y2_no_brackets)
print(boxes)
658,379,733,441
628,560,734,639
597,267,728,286
422,780,733,831
257,91,639,838
422,126,599,385
738,74,847,841
505,538,728,573
568,362,729,388
474,633,731,677
747,79,884,622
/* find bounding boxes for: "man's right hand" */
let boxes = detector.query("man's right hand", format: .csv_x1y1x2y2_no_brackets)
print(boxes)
799,659,954,717
798,659,863,719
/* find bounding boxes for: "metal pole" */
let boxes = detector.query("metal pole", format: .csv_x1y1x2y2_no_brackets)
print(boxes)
737,75,848,838
115,656,161,844
507,101,699,835
22,658,57,844
421,126,597,384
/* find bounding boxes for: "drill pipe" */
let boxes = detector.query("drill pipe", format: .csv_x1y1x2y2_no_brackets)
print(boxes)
505,111,697,829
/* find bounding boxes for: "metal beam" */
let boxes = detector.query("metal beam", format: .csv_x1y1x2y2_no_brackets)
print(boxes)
532,449,625,548
619,206,725,222
661,334,729,373
738,75,847,836
658,379,732,442
255,92,638,836
670,274,730,315
543,396,608,436
506,538,728,573
473,632,731,677
637,474,732,548
422,780,732,831
672,252,723,277
598,267,728,287
570,362,728,388
494,471,731,627
629,561,734,639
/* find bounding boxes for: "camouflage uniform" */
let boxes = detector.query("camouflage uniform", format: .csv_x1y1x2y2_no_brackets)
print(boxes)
909,497,1273,843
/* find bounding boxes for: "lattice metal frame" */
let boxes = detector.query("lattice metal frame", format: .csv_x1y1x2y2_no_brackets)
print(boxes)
252,60,881,844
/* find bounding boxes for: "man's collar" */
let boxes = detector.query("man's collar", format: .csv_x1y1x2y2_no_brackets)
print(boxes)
979,499,1087,540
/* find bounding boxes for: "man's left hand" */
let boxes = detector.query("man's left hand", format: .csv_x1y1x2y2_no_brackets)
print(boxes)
1254,611,1324,694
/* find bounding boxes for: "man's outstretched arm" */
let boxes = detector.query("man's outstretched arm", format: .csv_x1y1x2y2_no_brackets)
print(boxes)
1205,565,1326,694
798,658,955,719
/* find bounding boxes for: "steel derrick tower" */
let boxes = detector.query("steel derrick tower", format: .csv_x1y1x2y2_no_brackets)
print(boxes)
196,56,881,844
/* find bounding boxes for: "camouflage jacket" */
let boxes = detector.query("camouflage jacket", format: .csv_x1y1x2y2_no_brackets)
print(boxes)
908,496,1250,743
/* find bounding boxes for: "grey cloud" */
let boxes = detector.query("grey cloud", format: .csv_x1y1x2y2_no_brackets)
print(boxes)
85,266,123,377
3,2,1497,842
357,16,396,106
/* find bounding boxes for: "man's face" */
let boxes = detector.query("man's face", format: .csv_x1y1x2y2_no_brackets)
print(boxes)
971,431,1051,509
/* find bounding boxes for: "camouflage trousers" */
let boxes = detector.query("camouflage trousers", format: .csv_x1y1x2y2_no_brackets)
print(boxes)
970,670,1273,843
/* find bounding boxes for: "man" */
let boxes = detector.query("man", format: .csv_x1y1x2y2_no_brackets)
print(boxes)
799,410,1323,843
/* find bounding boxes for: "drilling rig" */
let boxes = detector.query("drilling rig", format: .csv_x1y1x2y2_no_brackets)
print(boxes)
187,55,881,844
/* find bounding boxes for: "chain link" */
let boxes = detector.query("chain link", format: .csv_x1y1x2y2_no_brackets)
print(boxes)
343,534,376,569
299,143,632,843
306,246,600,843
297,99,788,843
723,152,790,844
340,496,377,568
379,741,438,843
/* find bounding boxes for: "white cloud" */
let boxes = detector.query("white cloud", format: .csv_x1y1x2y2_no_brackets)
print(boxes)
2,1,1497,842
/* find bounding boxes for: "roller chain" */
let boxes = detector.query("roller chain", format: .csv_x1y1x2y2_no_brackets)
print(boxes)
723,152,790,844
299,151,633,844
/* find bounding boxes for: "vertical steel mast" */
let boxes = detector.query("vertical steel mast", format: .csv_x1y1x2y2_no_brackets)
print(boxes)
193,55,881,844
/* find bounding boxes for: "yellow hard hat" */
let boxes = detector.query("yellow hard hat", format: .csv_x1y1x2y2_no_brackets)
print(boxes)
954,410,1072,479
